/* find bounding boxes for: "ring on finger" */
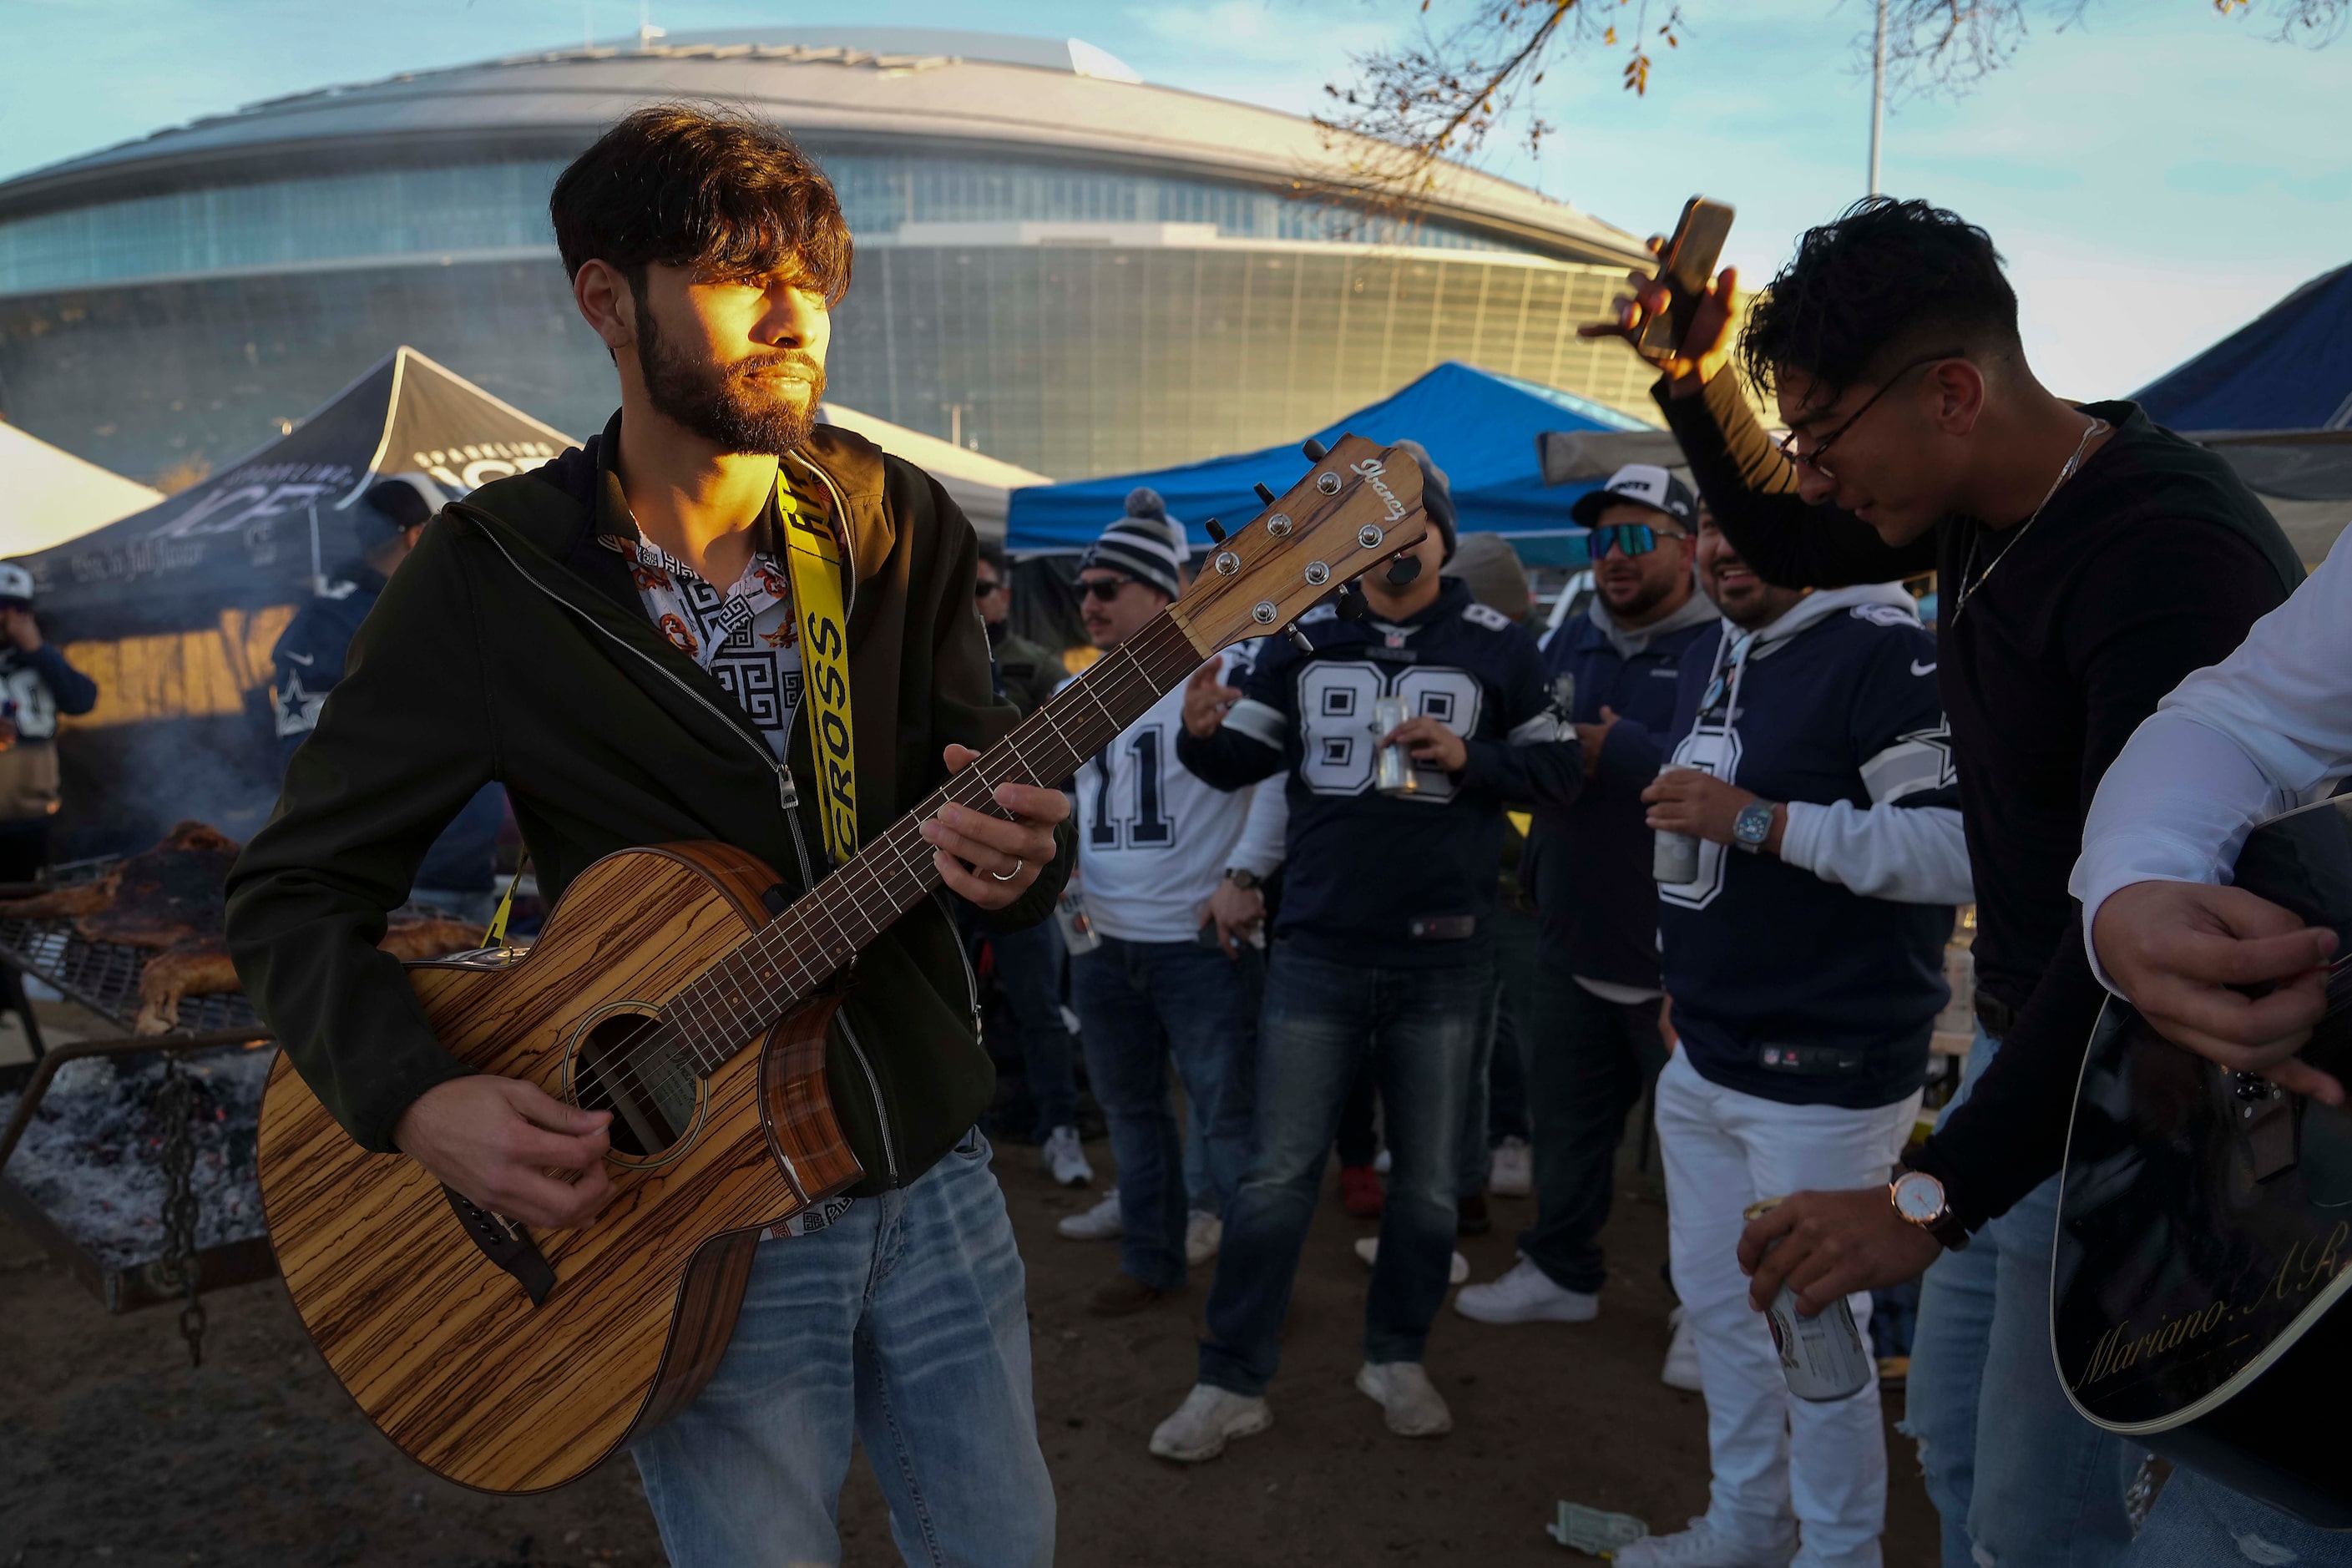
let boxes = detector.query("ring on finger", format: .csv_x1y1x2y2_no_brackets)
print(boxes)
989,857,1024,884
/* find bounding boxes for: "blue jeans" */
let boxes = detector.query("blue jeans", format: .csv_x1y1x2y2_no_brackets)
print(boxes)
1456,904,1539,1196
1070,934,1259,1292
1904,1024,2140,1568
2122,1466,2352,1566
1518,955,1667,1294
632,1130,1054,1567
989,917,1080,1139
1200,945,1491,1394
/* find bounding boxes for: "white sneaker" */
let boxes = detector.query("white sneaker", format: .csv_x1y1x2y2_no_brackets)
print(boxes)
1353,1360,1454,1438
1662,1304,1704,1392
1186,1209,1222,1266
1612,1516,1796,1567
1488,1135,1533,1196
1148,1383,1272,1463
1057,1189,1123,1241
1040,1124,1094,1187
1453,1257,1599,1324
1352,1234,1469,1285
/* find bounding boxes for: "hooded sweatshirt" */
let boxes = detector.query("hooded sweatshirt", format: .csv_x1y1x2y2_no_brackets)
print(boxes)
1526,588,1720,993
1656,584,1963,1110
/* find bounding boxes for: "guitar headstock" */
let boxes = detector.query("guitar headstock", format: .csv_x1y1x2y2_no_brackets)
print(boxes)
1165,435,1429,658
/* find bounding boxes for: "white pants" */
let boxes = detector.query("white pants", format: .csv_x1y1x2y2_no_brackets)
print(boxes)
1654,1050,1922,1568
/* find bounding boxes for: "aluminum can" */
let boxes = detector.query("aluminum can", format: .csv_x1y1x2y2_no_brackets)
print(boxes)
1744,1196,1874,1402
1651,764,1702,885
1373,695,1420,797
1054,885,1102,957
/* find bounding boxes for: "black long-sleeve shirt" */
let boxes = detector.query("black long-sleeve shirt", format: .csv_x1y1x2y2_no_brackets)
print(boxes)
1657,371,2301,1229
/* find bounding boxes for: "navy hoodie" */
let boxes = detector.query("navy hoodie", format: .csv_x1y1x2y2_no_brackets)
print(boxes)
1177,578,1581,968
1526,594,1720,991
1657,586,1956,1110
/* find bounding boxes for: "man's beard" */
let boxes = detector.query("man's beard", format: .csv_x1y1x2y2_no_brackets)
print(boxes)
636,303,824,455
1601,570,1673,621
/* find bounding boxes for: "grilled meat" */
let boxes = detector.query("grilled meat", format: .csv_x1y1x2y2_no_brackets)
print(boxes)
134,917,488,1034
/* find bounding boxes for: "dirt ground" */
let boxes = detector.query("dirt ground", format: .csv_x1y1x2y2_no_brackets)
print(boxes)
2,1039,1939,1567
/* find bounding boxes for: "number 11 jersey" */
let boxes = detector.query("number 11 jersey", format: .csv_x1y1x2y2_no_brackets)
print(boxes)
1070,645,1287,945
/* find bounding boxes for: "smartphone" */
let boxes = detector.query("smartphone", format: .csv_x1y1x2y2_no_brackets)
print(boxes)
1636,197,1736,358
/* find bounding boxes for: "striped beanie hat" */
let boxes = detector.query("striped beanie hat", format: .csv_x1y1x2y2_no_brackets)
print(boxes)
1080,488,1187,600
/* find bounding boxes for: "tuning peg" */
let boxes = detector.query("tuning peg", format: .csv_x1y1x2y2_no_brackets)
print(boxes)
1336,584,1369,620
1254,482,1277,505
1384,555,1424,588
1301,438,1329,461
1203,517,1225,543
1285,623,1315,654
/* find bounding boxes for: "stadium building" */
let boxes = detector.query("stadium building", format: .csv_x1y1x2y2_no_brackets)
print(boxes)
0,27,1659,489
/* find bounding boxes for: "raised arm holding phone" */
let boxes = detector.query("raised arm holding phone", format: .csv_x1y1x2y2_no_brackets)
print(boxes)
1582,196,2304,1568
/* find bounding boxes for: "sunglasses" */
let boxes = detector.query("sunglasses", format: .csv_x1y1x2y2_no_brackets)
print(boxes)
974,578,1004,598
1077,575,1138,603
1587,523,1688,559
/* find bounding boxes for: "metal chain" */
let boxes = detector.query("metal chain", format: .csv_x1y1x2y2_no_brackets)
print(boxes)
153,1054,206,1368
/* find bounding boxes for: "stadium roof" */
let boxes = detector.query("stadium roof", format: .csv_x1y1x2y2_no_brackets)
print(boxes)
0,28,1651,269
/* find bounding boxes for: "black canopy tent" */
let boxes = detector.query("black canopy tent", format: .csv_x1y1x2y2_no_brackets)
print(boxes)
12,347,576,855
20,346,574,640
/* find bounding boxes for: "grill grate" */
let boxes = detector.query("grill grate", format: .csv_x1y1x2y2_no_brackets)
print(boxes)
0,916,257,1034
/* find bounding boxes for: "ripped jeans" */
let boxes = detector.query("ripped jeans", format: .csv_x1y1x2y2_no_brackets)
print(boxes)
2122,1466,2352,1566
1902,1024,2138,1568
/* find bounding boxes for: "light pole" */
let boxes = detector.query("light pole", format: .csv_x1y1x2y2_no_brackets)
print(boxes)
1869,0,1888,196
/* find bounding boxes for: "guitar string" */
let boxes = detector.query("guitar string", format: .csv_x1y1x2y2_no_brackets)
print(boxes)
572,616,1203,1119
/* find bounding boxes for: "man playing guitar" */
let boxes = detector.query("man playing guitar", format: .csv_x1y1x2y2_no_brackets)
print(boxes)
225,109,1072,1565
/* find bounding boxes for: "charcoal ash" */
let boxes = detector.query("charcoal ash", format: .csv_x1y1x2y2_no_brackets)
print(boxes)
0,1044,273,1270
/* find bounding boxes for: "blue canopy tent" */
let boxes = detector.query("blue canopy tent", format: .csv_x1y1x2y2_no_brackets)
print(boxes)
1004,361,1657,569
2133,262,2352,432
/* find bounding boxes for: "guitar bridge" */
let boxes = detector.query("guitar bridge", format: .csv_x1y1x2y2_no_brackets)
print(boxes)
443,1186,556,1306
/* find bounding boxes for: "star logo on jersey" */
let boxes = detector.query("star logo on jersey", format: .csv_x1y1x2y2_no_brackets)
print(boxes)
1899,720,1958,790
274,670,325,737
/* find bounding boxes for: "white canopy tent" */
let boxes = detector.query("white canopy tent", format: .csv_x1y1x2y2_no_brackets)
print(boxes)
816,404,1050,537
0,421,162,558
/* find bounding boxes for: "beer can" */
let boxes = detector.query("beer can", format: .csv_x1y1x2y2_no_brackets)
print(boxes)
1743,1196,1874,1402
1373,695,1419,797
1651,764,1702,885
1054,885,1102,957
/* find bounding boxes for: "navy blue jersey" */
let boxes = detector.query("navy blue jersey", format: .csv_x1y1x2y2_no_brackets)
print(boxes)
1657,589,1956,1109
274,562,505,894
1176,578,1581,968
1525,598,1720,990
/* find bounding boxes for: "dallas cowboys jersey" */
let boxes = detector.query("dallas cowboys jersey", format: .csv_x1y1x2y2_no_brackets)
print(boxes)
1176,578,1581,968
1654,587,1959,1110
1074,644,1286,945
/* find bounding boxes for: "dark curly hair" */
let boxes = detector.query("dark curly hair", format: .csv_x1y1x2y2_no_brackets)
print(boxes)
550,105,852,305
1737,197,2019,405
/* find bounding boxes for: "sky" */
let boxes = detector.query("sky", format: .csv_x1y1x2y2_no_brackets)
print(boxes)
1,0,2344,398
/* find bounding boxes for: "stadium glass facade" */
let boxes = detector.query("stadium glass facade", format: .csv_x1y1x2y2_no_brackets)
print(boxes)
0,66,1659,490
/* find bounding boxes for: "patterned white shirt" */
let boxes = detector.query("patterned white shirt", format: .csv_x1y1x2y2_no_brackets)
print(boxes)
604,529,803,761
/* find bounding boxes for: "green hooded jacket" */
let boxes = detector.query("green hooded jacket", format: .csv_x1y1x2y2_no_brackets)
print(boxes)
223,412,1073,1194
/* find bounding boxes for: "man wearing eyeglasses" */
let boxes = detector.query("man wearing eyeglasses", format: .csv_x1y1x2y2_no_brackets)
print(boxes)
1456,464,1717,1333
1590,197,2300,1567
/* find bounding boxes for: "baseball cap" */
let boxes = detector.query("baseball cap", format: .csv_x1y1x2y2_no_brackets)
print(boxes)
351,473,446,549
1569,463,1697,531
0,563,33,606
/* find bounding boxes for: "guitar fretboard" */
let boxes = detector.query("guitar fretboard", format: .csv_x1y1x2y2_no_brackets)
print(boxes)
653,612,1208,1074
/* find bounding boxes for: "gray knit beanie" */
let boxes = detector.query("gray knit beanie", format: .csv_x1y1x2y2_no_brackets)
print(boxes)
1079,487,1187,599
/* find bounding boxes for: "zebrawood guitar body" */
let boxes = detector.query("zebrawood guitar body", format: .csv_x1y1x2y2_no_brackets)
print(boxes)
256,843,862,1494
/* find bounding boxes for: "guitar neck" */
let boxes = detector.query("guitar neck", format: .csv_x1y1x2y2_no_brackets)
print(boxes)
660,611,1209,1070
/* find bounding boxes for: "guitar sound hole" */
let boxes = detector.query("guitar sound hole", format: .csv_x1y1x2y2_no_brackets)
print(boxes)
574,1011,699,1159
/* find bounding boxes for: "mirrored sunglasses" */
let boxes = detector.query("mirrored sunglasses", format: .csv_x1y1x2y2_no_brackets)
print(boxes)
1588,523,1686,559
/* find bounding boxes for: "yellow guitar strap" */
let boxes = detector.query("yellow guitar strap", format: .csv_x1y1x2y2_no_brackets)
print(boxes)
776,470,859,866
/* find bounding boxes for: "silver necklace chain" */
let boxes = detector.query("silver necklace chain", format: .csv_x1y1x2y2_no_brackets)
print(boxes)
1950,414,2109,625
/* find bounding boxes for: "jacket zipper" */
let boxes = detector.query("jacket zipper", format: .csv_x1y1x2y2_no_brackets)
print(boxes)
933,890,983,1029
471,508,905,1181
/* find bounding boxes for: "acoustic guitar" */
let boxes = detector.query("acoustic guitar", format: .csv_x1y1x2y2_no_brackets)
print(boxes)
255,436,1426,1494
2055,792,2352,1528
